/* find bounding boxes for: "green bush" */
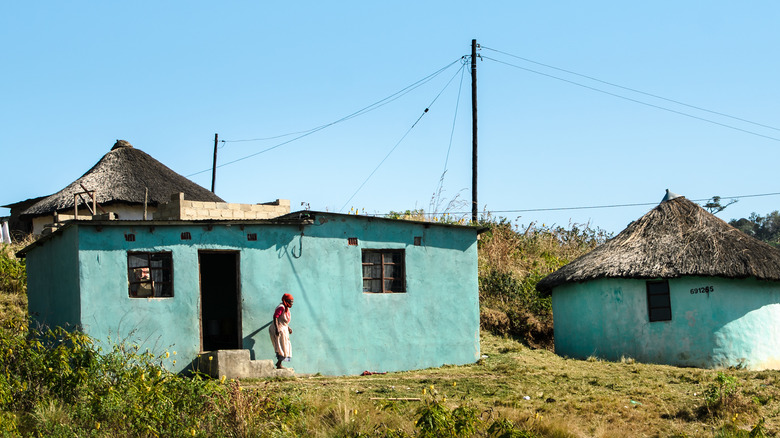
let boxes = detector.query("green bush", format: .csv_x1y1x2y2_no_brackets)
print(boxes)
0,315,306,436
0,246,25,296
477,220,608,347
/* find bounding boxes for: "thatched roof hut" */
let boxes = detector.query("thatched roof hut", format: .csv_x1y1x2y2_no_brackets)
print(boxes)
537,194,780,293
21,140,223,218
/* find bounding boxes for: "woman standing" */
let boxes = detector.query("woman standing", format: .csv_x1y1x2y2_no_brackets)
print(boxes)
270,293,293,369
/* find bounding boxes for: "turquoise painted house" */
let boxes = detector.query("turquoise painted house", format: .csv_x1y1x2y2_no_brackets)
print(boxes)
536,192,780,370
20,211,480,376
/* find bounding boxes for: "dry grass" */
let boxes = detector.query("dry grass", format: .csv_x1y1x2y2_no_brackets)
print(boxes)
250,332,780,437
479,222,607,279
478,222,609,349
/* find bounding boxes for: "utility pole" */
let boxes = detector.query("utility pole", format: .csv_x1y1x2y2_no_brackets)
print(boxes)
471,39,478,223
211,133,218,193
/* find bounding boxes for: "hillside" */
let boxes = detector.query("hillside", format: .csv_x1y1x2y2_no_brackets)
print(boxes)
2,228,780,436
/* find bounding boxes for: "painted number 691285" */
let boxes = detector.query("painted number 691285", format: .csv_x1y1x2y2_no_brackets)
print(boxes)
690,286,714,294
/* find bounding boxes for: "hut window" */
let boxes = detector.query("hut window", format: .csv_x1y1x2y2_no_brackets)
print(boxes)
127,252,173,298
646,280,671,322
362,249,405,293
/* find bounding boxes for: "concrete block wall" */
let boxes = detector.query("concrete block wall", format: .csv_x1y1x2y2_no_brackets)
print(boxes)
154,193,290,221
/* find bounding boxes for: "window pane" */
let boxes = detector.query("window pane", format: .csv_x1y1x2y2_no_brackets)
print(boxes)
649,295,670,308
364,279,381,293
362,250,405,293
384,264,400,278
646,280,671,322
158,282,173,297
363,252,381,265
128,254,147,268
390,278,404,292
149,269,162,283
651,308,671,321
647,281,669,295
128,252,173,298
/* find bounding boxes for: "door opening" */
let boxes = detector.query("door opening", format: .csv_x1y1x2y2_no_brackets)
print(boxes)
199,251,241,351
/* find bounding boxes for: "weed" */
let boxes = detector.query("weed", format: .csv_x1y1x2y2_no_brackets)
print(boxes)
706,372,739,411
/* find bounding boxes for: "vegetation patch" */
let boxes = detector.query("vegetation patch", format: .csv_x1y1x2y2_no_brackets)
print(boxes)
477,220,609,348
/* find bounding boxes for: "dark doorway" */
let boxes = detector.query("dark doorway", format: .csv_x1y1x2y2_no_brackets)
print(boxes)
199,251,241,351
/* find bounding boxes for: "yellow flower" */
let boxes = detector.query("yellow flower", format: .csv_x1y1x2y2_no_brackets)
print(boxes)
191,429,196,436
220,375,226,384
172,360,176,365
164,351,170,358
209,356,213,361
422,388,426,395
96,422,101,430
453,382,456,386
173,351,177,355
430,385,434,390
48,367,52,372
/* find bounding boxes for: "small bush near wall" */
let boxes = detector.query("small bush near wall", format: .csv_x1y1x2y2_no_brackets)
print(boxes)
478,220,609,349
0,240,28,326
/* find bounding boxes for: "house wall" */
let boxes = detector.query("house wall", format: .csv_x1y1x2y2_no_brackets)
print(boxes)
30,204,158,235
30,215,479,375
26,226,81,329
552,277,780,369
243,214,481,375
153,194,290,221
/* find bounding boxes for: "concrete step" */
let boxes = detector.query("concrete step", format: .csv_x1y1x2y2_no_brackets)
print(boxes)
198,350,294,379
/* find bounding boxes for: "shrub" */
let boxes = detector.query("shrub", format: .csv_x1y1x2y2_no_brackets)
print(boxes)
0,314,313,436
478,220,609,348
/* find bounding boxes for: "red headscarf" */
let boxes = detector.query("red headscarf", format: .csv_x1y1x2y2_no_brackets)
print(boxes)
282,293,294,305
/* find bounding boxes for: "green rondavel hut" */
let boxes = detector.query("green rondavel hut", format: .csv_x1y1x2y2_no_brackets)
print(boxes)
536,191,780,370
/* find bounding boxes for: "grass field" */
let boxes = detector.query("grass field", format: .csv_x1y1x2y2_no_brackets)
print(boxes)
4,225,779,437
251,332,779,437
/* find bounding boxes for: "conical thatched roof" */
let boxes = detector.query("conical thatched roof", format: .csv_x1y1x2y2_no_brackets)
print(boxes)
536,195,780,293
21,140,223,217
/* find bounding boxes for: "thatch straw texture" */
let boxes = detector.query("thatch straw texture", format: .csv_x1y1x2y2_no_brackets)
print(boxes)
536,197,780,293
21,141,223,216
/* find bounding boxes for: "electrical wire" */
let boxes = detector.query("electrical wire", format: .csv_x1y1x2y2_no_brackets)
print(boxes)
339,63,467,213
481,45,780,133
482,55,780,143
185,58,463,178
441,60,467,179
223,59,463,144
353,191,780,218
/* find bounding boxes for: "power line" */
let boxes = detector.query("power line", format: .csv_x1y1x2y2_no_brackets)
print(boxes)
185,58,464,177
481,45,780,133
482,55,780,143
353,191,780,218
339,63,468,213
223,59,463,144
441,59,467,180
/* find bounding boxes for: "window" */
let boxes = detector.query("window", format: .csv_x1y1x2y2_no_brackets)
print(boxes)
128,252,173,298
362,250,405,293
646,280,671,322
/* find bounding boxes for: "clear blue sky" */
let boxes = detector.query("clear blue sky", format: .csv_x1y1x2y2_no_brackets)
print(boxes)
2,2,779,233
